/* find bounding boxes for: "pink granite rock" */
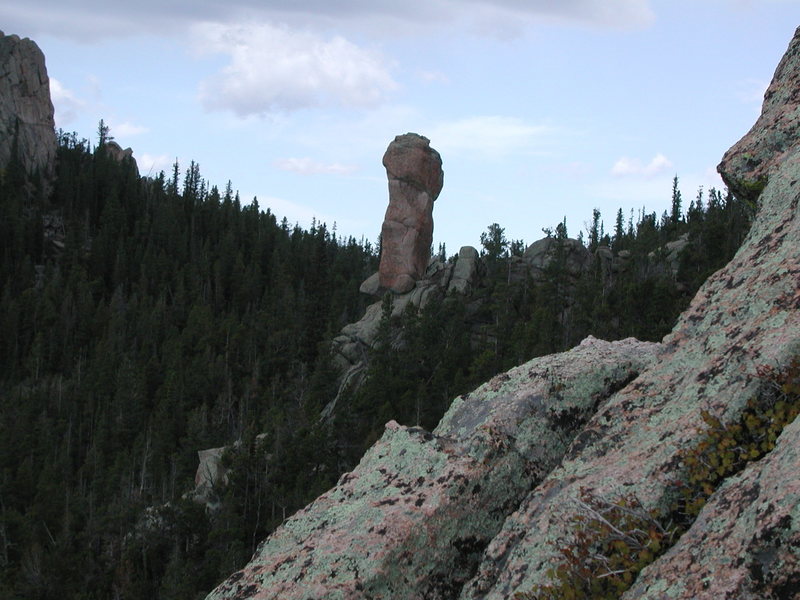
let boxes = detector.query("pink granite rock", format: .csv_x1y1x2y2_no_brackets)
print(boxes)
378,133,443,294
622,415,800,599
204,337,658,600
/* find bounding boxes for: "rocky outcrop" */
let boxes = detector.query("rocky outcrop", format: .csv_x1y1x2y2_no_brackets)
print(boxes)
0,31,56,179
206,27,800,600
448,246,484,295
104,140,139,174
647,231,690,278
378,133,443,294
190,434,269,511
192,446,229,511
718,26,800,204
330,248,482,413
206,337,659,600
622,413,800,599
522,236,592,281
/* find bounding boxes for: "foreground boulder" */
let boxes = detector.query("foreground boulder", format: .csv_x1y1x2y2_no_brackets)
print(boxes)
206,337,659,599
0,31,56,179
378,133,443,294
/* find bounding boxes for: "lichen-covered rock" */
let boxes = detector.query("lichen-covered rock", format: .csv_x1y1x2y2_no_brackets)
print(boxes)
0,31,56,178
379,133,443,294
718,25,800,203
205,337,659,599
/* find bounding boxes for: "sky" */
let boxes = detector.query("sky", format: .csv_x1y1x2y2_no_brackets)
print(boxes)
3,1,799,253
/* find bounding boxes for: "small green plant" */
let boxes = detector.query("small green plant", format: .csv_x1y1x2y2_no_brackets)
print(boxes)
734,174,768,209
515,488,677,600
517,358,800,600
674,358,800,522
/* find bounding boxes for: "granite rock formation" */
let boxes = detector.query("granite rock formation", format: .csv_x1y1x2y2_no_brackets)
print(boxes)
0,31,56,179
206,27,800,600
329,248,483,416
207,337,660,599
104,140,139,175
378,133,443,294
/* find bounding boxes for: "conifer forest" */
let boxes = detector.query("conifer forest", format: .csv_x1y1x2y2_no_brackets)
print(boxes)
0,128,752,599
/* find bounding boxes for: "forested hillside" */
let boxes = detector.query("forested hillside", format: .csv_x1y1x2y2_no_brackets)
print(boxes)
0,127,752,599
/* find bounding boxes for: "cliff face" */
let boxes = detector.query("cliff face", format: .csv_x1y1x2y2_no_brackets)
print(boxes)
0,31,56,179
205,27,800,600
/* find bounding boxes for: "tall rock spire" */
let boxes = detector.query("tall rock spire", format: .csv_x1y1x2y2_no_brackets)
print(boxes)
378,133,443,294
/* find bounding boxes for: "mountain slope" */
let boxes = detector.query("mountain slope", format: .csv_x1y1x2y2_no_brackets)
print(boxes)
206,25,800,600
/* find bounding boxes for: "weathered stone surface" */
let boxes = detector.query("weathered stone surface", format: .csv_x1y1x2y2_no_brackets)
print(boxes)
378,133,443,294
328,255,460,416
358,271,381,296
0,31,56,178
648,231,690,277
331,250,485,408
191,435,268,511
192,446,228,511
206,337,659,600
718,25,800,203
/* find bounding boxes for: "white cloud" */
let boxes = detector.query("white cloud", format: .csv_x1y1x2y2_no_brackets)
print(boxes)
139,153,173,176
108,120,149,137
194,22,398,116
50,77,85,125
429,115,552,156
275,157,358,175
612,153,673,177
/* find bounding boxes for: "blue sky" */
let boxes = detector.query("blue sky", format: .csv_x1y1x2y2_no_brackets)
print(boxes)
3,1,798,253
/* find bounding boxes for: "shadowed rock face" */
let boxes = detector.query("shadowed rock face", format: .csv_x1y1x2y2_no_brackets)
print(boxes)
379,133,443,294
0,31,56,179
